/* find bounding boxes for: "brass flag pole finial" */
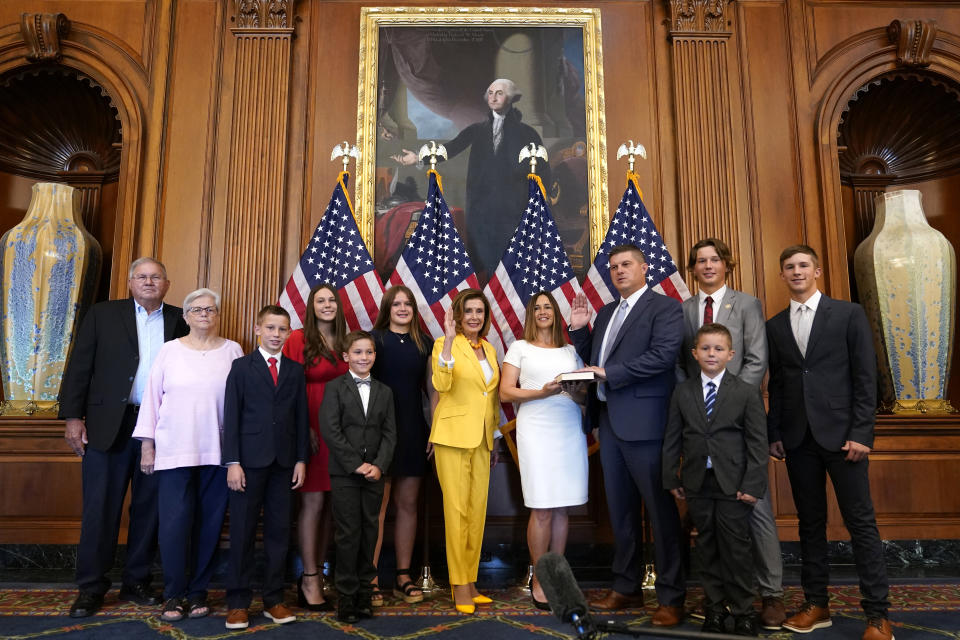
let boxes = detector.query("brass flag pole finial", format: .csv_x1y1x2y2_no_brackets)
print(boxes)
418,141,448,172
331,141,360,173
616,140,647,173
519,142,548,175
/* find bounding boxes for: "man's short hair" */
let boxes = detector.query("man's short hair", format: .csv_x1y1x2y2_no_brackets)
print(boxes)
343,330,375,351
257,304,290,325
695,322,733,348
128,257,168,279
779,244,820,269
687,238,737,272
608,244,647,264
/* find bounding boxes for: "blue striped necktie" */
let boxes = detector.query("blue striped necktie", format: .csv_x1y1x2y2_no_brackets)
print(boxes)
705,381,717,417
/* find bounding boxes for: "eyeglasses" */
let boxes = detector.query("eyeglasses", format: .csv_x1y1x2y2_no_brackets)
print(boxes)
131,274,166,282
187,306,218,315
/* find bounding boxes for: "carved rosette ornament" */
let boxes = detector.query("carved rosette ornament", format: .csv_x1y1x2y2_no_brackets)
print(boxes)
888,19,937,68
20,12,71,63
222,1,297,348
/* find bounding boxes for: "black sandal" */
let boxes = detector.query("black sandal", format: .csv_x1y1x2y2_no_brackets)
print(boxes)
393,569,424,604
161,597,185,621
185,597,210,619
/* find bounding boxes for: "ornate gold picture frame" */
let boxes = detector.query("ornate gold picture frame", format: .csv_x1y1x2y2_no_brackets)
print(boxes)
355,6,607,283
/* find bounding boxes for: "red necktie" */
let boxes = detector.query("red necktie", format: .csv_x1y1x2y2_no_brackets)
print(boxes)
704,296,714,325
268,357,278,386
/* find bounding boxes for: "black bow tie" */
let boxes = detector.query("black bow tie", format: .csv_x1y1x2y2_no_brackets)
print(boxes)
354,378,371,387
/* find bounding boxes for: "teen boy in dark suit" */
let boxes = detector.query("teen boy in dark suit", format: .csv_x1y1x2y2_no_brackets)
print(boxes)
222,305,308,630
767,245,892,640
320,330,397,623
663,323,768,636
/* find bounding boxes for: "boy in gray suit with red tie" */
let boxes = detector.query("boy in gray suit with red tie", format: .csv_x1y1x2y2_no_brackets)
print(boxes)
663,323,768,636
320,331,396,623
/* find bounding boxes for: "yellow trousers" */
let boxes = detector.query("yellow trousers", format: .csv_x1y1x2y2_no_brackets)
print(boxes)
433,442,490,585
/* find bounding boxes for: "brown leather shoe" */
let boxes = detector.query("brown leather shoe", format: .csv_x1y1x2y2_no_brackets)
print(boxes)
862,617,895,640
759,596,786,630
264,603,296,624
782,602,831,632
225,608,249,630
651,605,684,627
589,590,645,610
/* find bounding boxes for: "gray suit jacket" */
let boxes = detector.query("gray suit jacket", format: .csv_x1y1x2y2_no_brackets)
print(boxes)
679,288,768,387
662,373,768,498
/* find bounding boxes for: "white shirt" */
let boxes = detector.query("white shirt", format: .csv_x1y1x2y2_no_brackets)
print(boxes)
258,347,281,375
491,110,505,150
698,285,727,327
701,369,726,469
597,285,648,366
131,301,165,405
351,372,371,415
789,289,821,355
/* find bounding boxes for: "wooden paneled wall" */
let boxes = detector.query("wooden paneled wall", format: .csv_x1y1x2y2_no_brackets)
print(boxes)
1,0,960,545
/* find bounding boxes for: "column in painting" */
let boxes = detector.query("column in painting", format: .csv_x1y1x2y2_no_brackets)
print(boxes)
854,189,956,414
0,183,102,415
666,0,743,289
219,0,296,350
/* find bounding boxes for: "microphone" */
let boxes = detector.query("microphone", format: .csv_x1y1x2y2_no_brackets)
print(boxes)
536,552,597,640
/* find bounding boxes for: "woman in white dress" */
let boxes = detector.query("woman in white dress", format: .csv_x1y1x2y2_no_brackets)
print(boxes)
500,291,588,608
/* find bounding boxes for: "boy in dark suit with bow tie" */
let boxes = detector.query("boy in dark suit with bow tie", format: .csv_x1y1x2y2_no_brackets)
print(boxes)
662,323,768,636
222,305,308,630
320,330,397,623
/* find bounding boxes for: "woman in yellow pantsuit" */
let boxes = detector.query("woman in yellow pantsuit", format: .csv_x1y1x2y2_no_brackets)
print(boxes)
430,289,501,615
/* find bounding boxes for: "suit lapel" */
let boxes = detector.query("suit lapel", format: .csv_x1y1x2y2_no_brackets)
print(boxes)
456,335,485,383
121,298,139,352
774,310,803,360
161,305,179,340
345,374,367,418
805,296,831,358
683,297,699,337
687,379,709,429
709,374,736,426
714,290,734,325
252,352,276,390
608,290,654,356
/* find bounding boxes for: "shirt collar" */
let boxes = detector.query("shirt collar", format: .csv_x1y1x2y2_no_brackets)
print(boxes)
701,369,726,388
351,372,372,383
620,285,648,310
491,110,505,123
698,285,726,305
258,346,281,363
134,301,164,316
790,289,822,314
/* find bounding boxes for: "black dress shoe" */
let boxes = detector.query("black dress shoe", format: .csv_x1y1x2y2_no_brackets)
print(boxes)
701,607,728,633
336,599,359,624
356,594,374,619
118,583,161,606
733,614,759,637
70,592,104,618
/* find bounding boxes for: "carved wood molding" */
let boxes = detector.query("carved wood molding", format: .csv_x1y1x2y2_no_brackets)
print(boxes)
888,19,937,68
233,1,292,31
220,8,297,349
668,0,732,36
19,13,71,63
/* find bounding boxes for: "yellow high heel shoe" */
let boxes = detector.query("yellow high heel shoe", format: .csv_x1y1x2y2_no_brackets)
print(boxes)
451,587,475,615
471,594,493,605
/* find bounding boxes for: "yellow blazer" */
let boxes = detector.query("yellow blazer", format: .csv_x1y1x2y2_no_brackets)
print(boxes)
430,334,501,450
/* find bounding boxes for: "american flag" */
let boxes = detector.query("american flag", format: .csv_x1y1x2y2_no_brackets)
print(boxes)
278,172,384,330
484,175,583,358
388,170,480,339
582,172,691,318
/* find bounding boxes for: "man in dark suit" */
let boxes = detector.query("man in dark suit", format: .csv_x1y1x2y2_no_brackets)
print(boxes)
319,331,397,622
222,305,309,630
767,245,892,640
678,238,785,629
568,244,686,627
59,257,188,617
663,323,768,636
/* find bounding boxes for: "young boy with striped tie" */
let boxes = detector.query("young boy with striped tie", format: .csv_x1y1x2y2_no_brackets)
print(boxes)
662,323,769,636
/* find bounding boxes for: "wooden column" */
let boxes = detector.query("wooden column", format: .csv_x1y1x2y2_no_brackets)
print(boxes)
667,0,742,289
220,1,296,349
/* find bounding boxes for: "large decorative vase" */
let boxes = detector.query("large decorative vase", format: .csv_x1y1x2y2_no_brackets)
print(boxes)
0,183,102,415
853,189,956,414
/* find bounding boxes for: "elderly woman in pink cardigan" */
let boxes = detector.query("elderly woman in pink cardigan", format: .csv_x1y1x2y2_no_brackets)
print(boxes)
133,288,243,621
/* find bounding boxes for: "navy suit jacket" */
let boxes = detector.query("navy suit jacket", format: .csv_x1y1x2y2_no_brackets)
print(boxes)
58,298,188,451
221,351,309,469
570,288,684,441
766,295,877,451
